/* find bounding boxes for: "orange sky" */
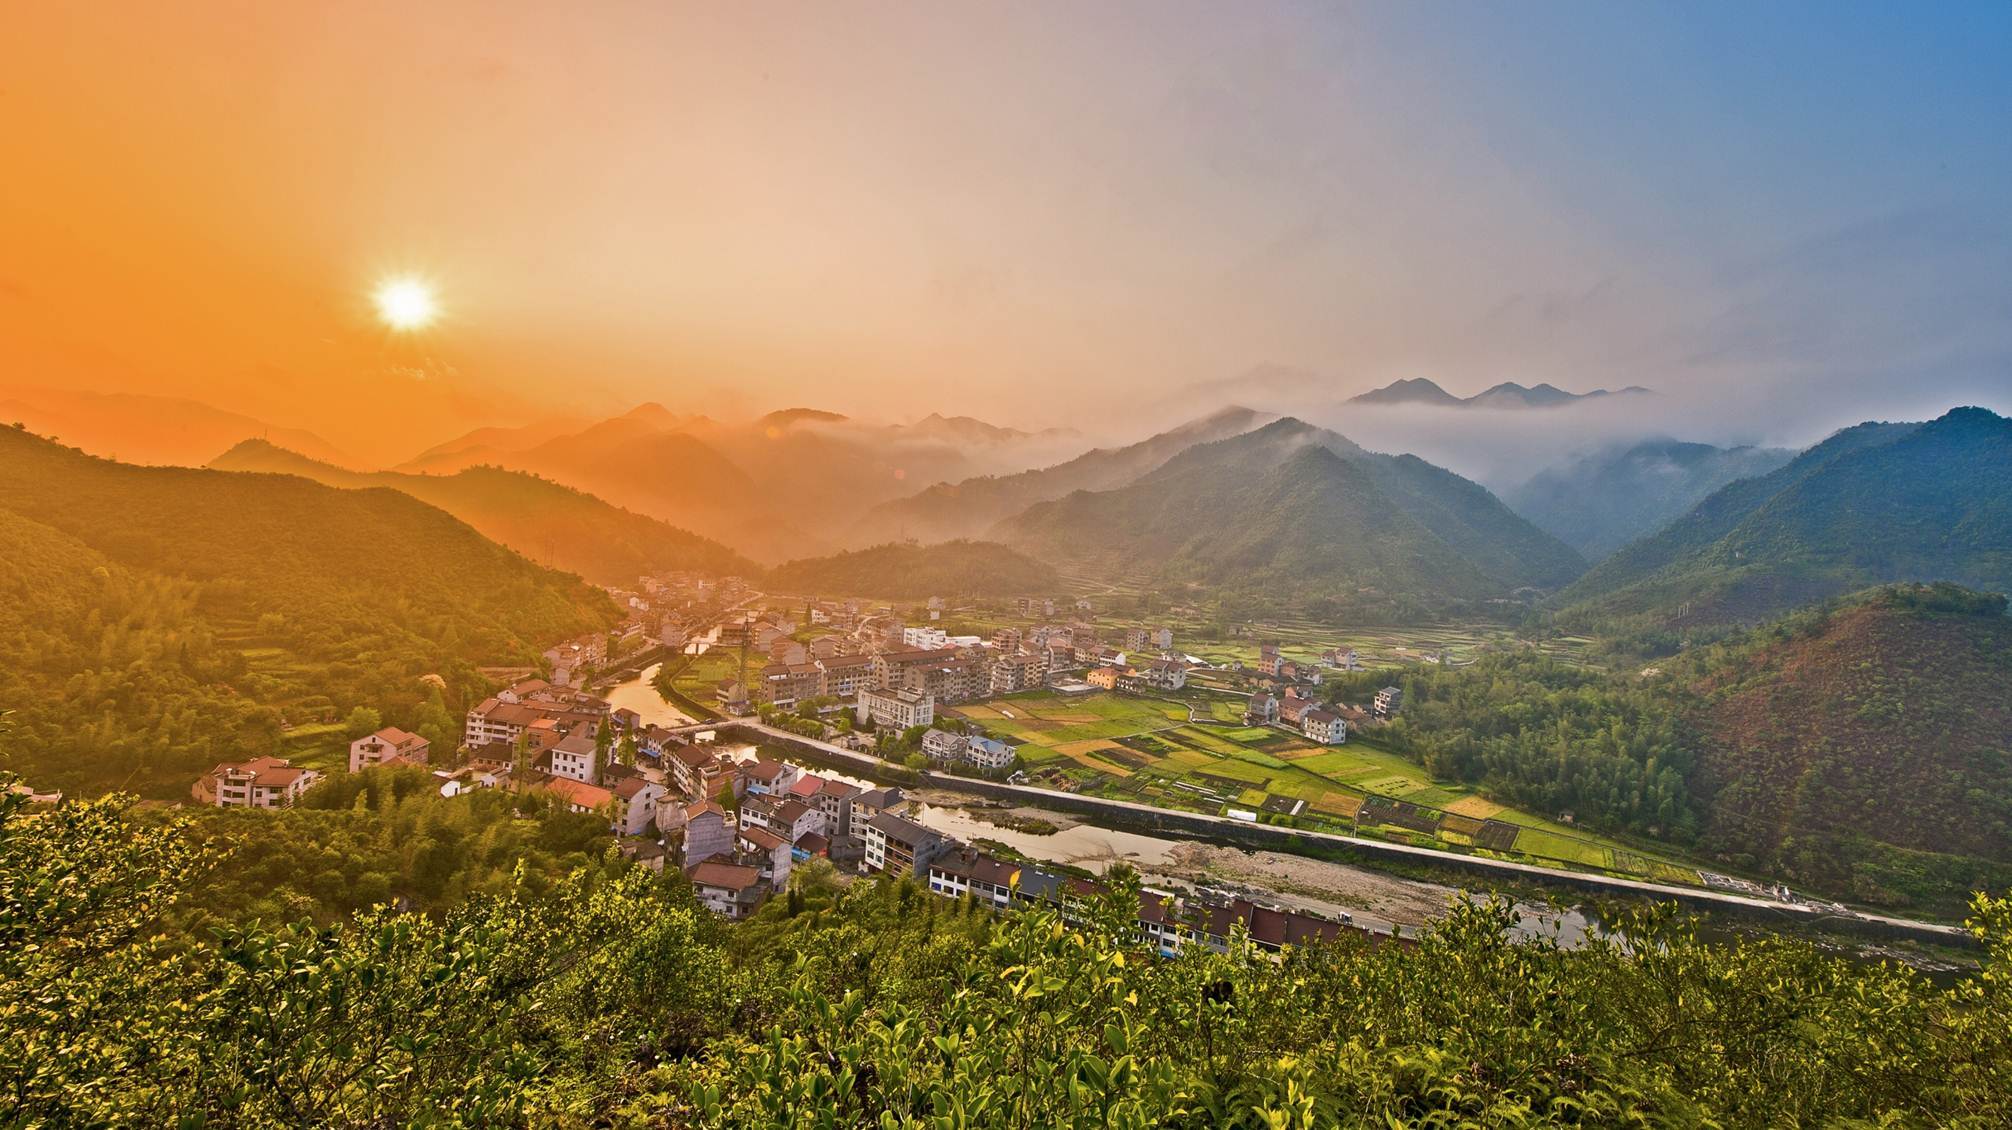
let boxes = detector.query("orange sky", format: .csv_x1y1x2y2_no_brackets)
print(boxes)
5,3,2009,464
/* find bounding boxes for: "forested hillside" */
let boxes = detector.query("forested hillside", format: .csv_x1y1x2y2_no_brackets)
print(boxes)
998,418,1583,617
5,780,2009,1126
766,539,1058,599
1683,583,2012,907
1559,408,2012,625
210,439,756,582
1347,583,2012,915
0,426,616,797
855,406,1268,545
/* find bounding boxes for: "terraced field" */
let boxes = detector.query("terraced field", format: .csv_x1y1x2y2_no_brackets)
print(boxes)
945,687,1699,884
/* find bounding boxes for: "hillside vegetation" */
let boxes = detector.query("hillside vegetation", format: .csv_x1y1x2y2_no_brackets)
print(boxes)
0,426,615,797
1684,583,2012,906
1559,408,2012,626
210,439,755,582
998,418,1584,618
766,539,1058,599
1353,583,2012,915
7,782,2011,1126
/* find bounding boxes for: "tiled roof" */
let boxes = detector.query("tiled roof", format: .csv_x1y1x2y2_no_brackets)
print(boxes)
688,859,762,890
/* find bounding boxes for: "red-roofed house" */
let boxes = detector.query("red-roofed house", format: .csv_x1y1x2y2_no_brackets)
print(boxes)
348,727,431,774
195,758,322,809
687,859,769,920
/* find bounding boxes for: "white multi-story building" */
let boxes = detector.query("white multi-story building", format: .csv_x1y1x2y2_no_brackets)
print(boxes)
348,727,431,774
194,758,321,808
858,686,935,730
902,626,950,650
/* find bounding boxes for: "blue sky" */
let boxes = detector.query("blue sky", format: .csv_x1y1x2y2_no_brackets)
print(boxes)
3,1,2008,451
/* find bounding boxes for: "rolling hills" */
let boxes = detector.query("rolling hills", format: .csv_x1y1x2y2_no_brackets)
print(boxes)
995,417,1584,614
854,406,1271,545
0,425,617,797
391,403,1070,563
209,439,755,583
1559,407,2012,625
1507,439,1796,558
765,540,1059,600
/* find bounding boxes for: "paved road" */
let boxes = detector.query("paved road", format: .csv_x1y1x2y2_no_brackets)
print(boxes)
669,718,1970,943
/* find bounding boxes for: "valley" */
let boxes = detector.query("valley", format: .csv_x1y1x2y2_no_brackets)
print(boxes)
7,397,2009,927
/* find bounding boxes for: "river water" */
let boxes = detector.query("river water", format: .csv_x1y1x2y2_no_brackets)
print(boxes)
602,662,696,728
903,797,1601,947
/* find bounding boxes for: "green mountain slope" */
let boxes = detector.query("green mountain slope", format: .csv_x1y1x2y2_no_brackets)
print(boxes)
1559,408,2011,625
1508,439,1796,558
854,406,1269,545
765,539,1059,599
1681,583,2012,909
209,439,755,583
996,418,1584,614
0,426,616,798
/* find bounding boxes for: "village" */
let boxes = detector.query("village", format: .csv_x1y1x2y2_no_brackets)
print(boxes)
185,571,1440,946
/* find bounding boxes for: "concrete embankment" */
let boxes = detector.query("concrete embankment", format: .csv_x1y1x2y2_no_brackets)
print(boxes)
698,720,1974,949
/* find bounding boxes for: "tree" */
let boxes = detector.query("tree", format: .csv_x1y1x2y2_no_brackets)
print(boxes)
344,705,384,739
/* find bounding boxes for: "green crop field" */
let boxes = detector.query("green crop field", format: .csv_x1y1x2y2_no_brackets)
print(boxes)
948,686,1697,885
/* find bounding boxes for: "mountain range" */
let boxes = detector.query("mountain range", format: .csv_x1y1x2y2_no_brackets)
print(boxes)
395,403,1084,563
996,417,1585,614
1507,439,1796,558
1559,407,2012,626
208,439,756,583
0,386,355,468
854,406,1271,545
1347,378,1652,410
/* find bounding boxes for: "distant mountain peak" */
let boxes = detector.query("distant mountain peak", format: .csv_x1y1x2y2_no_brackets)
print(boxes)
1349,378,1651,409
758,407,849,430
1348,378,1464,407
621,402,679,426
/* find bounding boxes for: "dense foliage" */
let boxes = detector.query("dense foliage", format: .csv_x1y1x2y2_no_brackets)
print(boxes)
1680,584,2012,911
0,426,616,797
1332,656,1697,841
766,539,1060,599
160,766,617,933
211,439,758,583
4,781,2010,1127
1352,583,2012,916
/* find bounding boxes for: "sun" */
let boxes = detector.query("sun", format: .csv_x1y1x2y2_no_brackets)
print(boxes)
372,276,437,331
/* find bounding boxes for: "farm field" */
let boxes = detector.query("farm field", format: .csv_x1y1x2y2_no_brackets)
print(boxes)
944,687,1700,885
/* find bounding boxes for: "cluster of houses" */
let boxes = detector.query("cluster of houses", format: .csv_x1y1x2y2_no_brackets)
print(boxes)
1242,689,1348,745
670,757,909,919
1086,656,1188,693
730,608,1191,747
193,724,435,808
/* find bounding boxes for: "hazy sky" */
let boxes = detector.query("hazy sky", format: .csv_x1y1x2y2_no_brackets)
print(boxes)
3,1,2009,460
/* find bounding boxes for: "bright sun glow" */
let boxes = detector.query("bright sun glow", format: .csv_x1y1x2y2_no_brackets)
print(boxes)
373,277,437,330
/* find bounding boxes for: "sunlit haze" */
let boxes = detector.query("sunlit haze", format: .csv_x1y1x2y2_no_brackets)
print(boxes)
3,2,2009,463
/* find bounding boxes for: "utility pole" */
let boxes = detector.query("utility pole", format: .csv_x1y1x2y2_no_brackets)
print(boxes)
736,608,755,710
